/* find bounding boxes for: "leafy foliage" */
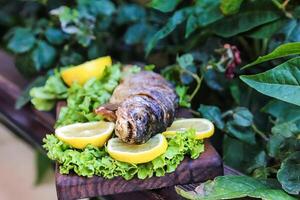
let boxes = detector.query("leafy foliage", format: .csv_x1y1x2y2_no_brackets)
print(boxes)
30,72,68,111
176,175,296,200
220,0,244,15
241,57,300,106
243,42,300,69
15,76,48,109
277,152,300,195
149,0,181,13
7,27,36,53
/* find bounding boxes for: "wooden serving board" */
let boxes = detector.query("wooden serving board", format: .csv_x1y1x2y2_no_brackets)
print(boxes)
56,140,222,199
55,103,223,200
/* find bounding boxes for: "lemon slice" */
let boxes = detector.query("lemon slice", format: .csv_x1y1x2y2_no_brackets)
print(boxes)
107,134,168,164
61,56,112,86
55,121,114,149
163,118,214,139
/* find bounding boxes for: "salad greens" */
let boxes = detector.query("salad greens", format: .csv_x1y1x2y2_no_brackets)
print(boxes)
43,129,204,180
30,73,68,111
29,64,122,127
55,64,121,127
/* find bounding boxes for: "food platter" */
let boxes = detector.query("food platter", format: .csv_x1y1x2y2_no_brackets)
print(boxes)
55,103,223,200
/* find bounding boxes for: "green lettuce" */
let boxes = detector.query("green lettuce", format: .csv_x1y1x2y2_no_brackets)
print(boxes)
30,73,68,111
55,64,121,127
43,129,204,180
29,64,122,126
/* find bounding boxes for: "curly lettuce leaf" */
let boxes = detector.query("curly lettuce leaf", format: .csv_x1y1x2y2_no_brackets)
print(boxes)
43,129,204,180
30,73,68,111
29,63,122,113
55,64,121,127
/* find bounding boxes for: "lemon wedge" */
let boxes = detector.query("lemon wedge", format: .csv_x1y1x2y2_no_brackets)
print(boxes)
163,118,214,139
107,134,168,164
61,56,112,86
55,121,114,149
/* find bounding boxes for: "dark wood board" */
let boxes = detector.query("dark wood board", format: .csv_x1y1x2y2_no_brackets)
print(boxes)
55,140,222,200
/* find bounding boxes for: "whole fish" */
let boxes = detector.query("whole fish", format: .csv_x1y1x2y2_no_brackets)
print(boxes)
95,71,178,144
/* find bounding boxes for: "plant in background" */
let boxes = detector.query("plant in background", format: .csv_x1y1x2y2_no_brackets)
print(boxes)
3,0,160,77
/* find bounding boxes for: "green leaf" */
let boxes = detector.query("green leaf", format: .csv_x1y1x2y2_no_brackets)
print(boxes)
29,73,67,111
225,121,256,145
144,64,155,71
148,0,181,13
277,151,300,195
247,19,287,39
60,51,84,66
177,54,194,68
281,20,300,42
223,136,251,171
15,52,37,77
267,135,285,157
32,41,57,70
232,107,253,127
45,28,66,45
246,151,267,173
7,27,36,53
243,42,300,69
31,98,55,111
152,156,165,169
229,83,240,104
240,57,300,106
15,76,47,109
185,15,198,38
124,23,148,45
198,104,224,129
196,1,224,27
50,6,79,29
90,0,116,16
175,86,191,108
30,87,56,100
176,175,297,200
203,69,225,91
185,1,223,38
35,151,52,185
220,0,244,15
261,100,300,123
272,118,300,138
145,8,192,55
116,4,146,25
212,10,280,37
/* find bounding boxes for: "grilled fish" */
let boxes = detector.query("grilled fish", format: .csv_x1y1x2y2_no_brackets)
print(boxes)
95,71,178,144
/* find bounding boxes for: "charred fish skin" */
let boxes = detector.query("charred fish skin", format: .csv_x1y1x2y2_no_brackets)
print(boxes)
115,95,166,144
96,71,178,144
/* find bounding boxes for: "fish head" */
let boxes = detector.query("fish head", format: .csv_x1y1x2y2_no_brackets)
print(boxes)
115,100,152,144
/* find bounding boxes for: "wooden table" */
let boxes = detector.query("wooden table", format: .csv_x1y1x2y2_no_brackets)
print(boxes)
0,51,54,151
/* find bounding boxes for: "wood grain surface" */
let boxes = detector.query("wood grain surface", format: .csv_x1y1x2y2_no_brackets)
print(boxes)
55,140,222,199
